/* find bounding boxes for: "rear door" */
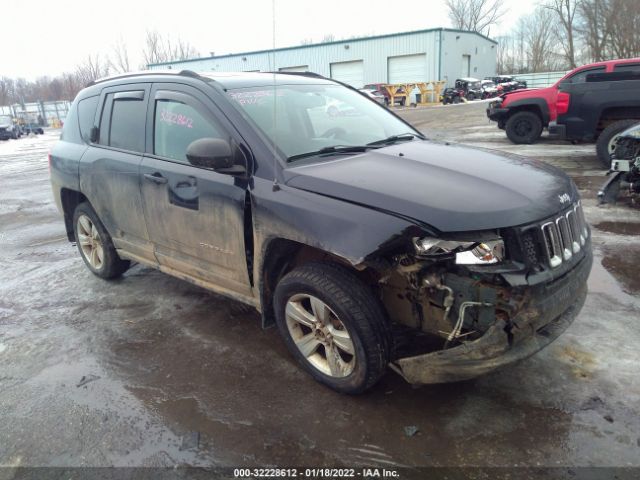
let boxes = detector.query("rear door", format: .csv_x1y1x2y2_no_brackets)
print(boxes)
79,83,155,264
140,82,252,297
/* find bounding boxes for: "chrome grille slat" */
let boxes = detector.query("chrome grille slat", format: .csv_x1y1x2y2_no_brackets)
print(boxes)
540,201,589,268
541,222,563,267
556,216,573,260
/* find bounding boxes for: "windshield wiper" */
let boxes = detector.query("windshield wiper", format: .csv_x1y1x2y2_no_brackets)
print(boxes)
367,132,424,146
287,145,372,162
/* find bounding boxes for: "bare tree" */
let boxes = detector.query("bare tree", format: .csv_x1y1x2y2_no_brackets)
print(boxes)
445,0,507,36
110,37,131,74
75,54,110,86
523,7,563,72
141,29,200,67
577,0,611,61
543,0,580,68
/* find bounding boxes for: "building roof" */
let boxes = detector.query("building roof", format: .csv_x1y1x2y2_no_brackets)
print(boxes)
148,27,497,68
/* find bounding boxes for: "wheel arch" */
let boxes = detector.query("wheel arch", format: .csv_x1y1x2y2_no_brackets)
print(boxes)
258,238,382,329
60,188,90,241
505,100,548,126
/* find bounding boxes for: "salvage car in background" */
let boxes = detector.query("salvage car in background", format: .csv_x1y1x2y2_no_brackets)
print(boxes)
454,78,482,101
487,58,640,145
480,80,499,99
50,70,592,394
0,115,21,140
550,69,640,167
598,122,640,204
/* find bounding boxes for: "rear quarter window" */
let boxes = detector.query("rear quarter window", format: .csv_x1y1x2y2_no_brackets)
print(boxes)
78,96,99,143
60,101,81,144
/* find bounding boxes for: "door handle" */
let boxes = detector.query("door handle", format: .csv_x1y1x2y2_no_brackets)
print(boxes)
144,173,168,185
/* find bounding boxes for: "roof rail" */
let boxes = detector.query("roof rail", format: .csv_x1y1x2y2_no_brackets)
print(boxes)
87,69,203,87
265,71,326,79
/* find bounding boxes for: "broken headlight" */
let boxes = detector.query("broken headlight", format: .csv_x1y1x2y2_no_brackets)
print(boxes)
414,237,505,265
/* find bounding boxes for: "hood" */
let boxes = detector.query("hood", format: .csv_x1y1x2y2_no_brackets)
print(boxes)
284,141,578,232
501,87,545,101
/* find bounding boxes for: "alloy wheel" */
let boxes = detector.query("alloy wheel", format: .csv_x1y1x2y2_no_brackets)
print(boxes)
76,214,104,270
285,294,356,378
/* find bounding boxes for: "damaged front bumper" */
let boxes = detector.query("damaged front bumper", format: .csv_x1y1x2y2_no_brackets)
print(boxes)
391,249,592,384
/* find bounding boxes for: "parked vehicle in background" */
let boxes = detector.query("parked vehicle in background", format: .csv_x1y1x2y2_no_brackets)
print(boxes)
0,115,21,140
359,88,386,105
363,83,406,106
485,75,526,92
480,80,499,99
486,58,640,145
551,69,640,167
598,122,640,204
20,122,45,135
454,78,482,100
440,87,465,104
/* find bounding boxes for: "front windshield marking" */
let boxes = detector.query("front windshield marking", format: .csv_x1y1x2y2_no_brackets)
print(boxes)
228,84,419,163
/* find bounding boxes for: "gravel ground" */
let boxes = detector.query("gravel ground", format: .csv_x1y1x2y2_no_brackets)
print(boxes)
0,104,639,476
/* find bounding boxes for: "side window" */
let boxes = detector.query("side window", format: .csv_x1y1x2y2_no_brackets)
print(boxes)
614,64,640,73
153,94,224,162
565,67,606,84
98,91,146,152
77,96,99,143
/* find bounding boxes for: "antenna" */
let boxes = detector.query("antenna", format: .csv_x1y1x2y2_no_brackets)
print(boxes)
271,0,280,192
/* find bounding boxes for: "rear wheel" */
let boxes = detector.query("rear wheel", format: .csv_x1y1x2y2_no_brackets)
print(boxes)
596,119,639,169
467,92,475,101
274,263,390,394
505,111,543,144
73,202,130,279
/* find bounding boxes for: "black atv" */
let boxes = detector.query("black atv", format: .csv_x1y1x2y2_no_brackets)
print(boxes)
441,87,465,104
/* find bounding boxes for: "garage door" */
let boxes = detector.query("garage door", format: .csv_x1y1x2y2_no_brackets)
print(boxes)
388,54,427,83
330,61,364,88
279,65,309,72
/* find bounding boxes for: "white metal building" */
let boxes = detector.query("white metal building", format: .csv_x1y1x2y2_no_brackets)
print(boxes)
148,28,497,87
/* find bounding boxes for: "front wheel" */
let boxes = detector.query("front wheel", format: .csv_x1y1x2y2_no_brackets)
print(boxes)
596,119,639,169
274,263,391,394
73,202,130,279
505,111,543,144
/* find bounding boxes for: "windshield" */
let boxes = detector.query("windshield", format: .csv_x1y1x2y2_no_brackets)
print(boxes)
228,84,418,162
0,115,12,125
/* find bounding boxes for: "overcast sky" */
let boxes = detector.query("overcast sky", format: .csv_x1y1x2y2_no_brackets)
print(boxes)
3,0,537,79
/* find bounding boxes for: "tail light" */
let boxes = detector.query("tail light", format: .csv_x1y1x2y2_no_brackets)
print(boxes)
48,153,52,174
556,92,571,115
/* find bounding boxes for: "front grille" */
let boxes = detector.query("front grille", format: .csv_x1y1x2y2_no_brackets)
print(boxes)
540,202,588,268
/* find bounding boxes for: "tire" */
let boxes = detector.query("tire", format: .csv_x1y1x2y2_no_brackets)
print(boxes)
596,119,639,169
467,93,475,101
505,111,543,144
274,262,391,394
453,96,461,104
72,202,130,279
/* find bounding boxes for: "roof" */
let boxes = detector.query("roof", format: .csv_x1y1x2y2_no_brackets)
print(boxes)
86,70,337,90
148,27,497,67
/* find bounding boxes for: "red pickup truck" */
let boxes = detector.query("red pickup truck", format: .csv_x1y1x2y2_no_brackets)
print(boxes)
487,58,640,144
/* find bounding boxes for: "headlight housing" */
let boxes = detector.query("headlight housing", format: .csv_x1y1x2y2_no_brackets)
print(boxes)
414,237,505,265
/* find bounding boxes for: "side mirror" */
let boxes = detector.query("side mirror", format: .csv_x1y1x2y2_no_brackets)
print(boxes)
186,138,240,172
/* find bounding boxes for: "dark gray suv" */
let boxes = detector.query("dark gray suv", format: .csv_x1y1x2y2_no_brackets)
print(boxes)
50,70,592,393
